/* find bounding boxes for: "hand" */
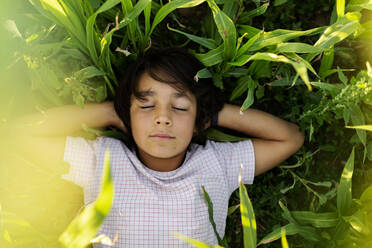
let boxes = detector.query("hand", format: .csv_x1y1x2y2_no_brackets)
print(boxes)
104,101,127,133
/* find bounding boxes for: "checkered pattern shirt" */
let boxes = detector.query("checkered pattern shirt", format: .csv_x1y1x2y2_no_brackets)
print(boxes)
62,136,255,247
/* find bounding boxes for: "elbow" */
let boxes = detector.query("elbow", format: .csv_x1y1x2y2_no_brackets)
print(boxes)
289,124,305,151
293,127,305,151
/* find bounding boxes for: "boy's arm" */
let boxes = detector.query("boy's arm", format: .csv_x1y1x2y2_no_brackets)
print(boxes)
1,101,124,171
216,104,305,176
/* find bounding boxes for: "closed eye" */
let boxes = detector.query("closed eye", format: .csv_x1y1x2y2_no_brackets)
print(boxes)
173,107,187,111
140,106,187,111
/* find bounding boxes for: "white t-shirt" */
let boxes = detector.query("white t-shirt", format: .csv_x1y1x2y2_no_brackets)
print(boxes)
63,136,255,247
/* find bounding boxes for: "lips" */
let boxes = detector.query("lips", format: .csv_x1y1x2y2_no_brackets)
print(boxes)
150,133,175,139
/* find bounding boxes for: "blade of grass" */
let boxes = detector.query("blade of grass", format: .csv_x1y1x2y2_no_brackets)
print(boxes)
173,232,224,248
337,0,345,18
239,163,257,247
337,147,355,216
59,149,114,248
201,186,225,246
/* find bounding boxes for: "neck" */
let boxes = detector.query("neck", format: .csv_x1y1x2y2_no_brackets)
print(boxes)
135,147,186,172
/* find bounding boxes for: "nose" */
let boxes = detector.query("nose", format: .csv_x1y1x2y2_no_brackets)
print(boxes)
154,107,172,126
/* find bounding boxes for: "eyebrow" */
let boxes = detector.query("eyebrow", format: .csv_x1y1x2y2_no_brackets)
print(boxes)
136,90,191,101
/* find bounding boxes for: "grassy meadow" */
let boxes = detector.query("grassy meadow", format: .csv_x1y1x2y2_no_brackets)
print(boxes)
0,0,372,247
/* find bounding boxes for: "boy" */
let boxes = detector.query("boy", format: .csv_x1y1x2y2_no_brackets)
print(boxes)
4,48,304,247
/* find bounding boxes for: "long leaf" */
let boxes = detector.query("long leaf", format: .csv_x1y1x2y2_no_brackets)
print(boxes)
258,223,319,245
337,0,345,18
201,186,224,246
345,125,372,132
229,53,312,91
236,30,263,58
167,25,218,50
319,47,335,79
86,0,122,65
314,13,360,50
59,149,114,248
229,75,250,101
240,77,257,112
206,0,237,60
173,233,224,248
194,45,224,67
239,164,257,247
247,27,325,52
337,147,355,217
290,211,339,228
150,0,205,35
238,3,269,23
276,42,323,54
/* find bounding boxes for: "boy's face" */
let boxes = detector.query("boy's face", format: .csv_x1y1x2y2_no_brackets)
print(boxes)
129,72,197,171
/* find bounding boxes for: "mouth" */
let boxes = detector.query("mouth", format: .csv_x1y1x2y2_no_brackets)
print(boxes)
150,134,175,140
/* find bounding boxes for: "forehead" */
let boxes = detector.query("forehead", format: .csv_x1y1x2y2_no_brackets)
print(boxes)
135,72,196,102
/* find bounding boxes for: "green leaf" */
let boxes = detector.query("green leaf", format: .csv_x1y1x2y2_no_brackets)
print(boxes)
281,228,289,248
337,148,355,217
173,232,224,248
319,47,335,79
278,200,297,224
314,13,360,50
337,66,348,84
229,75,250,101
144,1,151,37
237,25,261,38
230,53,312,91
196,68,212,79
240,77,257,112
150,0,205,35
99,0,151,82
167,25,218,50
349,104,367,146
360,185,372,203
343,210,370,235
247,27,325,52
201,186,224,245
345,125,372,132
238,3,269,23
194,45,224,67
310,81,342,96
86,0,121,65
239,173,257,247
337,0,345,18
74,66,106,81
224,68,249,77
236,30,264,58
122,0,138,44
228,204,240,216
258,223,319,245
59,149,114,248
206,0,237,60
274,0,289,6
346,0,372,11
291,211,339,228
276,42,324,54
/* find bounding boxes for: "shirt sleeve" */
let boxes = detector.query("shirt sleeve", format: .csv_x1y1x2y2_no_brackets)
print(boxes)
208,139,255,195
62,136,103,189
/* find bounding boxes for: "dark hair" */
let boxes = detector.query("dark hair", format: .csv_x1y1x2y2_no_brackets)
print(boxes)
114,47,225,150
